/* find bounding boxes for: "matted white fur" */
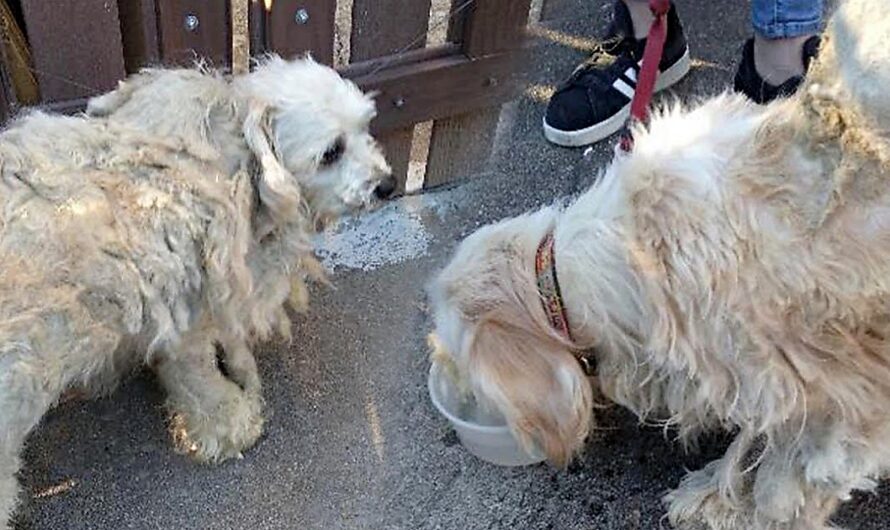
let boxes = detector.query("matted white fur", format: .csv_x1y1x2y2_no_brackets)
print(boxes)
0,56,392,527
429,1,890,528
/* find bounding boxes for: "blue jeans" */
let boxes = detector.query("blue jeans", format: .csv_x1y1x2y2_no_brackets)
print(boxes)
628,0,824,40
752,0,824,39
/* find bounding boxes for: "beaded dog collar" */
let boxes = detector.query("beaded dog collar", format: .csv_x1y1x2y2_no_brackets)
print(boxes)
534,231,597,376
535,231,573,342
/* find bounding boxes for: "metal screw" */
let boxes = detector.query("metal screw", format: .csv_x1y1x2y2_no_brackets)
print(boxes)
184,14,199,31
294,8,310,24
393,97,406,109
487,77,499,87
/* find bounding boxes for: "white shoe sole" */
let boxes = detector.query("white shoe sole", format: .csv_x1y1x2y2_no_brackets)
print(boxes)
543,48,692,147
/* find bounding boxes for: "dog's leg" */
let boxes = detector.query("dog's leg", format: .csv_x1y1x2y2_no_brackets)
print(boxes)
0,299,124,529
155,334,264,463
0,347,62,529
216,336,261,395
666,431,758,530
668,424,863,530
750,421,879,530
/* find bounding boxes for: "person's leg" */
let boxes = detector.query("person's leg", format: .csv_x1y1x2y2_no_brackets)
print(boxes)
735,0,823,103
623,0,656,39
751,0,824,84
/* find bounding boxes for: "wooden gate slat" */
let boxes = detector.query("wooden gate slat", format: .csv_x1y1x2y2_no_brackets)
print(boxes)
350,1,432,61
118,0,161,73
376,129,415,196
424,0,530,189
351,0,432,194
461,0,531,57
264,0,335,64
155,0,230,67
424,108,500,189
20,0,126,101
248,1,266,57
0,59,12,121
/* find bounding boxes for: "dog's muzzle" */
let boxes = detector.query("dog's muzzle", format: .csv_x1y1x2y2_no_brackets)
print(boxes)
374,174,397,199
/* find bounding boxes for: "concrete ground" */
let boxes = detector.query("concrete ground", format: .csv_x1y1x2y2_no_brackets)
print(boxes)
14,1,890,529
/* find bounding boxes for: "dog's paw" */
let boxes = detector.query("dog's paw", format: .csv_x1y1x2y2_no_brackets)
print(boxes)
169,391,264,463
665,466,752,530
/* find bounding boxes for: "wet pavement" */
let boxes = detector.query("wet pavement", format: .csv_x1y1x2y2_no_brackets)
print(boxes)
15,1,888,529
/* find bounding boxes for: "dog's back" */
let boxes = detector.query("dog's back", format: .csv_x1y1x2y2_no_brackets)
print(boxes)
86,68,248,170
0,86,256,348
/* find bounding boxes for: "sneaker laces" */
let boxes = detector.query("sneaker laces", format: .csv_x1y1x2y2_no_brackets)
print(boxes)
561,36,637,91
560,1,642,90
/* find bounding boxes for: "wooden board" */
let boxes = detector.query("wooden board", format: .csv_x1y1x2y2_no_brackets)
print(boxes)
424,107,501,189
350,0,432,194
155,0,230,67
20,0,126,101
34,46,523,130
460,0,532,57
264,0,335,64
248,0,266,56
350,0,432,62
0,58,12,121
378,128,414,196
349,50,520,132
423,0,531,188
118,0,161,73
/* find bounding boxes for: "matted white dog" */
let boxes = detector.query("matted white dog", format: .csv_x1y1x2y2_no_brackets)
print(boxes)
0,56,393,527
429,0,890,528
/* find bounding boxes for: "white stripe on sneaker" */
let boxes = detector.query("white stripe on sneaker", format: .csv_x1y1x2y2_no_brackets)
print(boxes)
624,67,638,83
618,72,637,89
612,77,635,99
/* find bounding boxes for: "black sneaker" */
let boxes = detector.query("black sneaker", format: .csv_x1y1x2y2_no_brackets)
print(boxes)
543,0,691,147
733,35,821,104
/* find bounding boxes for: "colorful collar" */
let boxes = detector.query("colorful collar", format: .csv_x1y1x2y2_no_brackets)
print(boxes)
535,231,574,341
534,231,598,376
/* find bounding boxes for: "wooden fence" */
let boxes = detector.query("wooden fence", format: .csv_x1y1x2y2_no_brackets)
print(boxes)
0,0,538,192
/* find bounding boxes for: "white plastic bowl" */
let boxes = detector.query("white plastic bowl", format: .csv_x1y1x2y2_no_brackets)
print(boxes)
428,362,545,467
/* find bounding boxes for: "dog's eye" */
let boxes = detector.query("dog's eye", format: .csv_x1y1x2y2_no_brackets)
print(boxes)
321,137,345,166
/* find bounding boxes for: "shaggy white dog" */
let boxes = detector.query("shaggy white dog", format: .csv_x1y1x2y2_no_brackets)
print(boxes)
429,0,890,528
0,56,392,527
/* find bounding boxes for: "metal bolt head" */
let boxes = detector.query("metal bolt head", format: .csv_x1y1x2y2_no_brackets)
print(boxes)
294,8,310,24
393,97,406,109
184,14,199,31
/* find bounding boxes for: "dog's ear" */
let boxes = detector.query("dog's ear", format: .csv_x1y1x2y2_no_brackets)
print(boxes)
469,313,594,468
242,100,303,222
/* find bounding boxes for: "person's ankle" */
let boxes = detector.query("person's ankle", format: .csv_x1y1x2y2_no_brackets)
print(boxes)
753,34,813,85
623,0,656,39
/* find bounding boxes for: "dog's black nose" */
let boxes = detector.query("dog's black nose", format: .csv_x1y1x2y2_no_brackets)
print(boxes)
374,175,397,199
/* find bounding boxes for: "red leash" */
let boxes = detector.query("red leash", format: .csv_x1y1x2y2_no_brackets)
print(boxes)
619,0,671,152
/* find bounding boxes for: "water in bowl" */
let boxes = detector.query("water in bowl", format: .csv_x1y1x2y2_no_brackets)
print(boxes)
455,393,505,426
431,365,507,427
